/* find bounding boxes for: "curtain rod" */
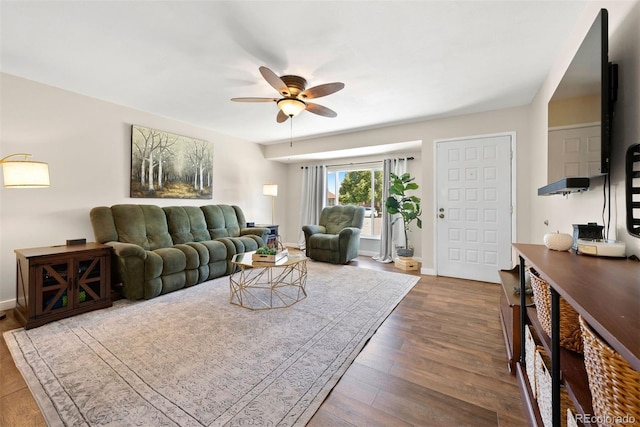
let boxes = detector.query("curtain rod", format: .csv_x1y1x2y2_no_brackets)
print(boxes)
301,156,414,169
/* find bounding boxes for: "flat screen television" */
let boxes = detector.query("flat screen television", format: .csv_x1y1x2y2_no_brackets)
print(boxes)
540,8,617,195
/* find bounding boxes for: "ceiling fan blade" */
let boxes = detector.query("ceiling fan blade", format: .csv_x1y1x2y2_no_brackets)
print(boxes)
276,110,290,123
306,102,337,118
230,97,277,102
300,82,345,100
259,66,289,96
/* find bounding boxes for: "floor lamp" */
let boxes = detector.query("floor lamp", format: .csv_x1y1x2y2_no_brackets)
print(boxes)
0,153,50,320
263,183,278,225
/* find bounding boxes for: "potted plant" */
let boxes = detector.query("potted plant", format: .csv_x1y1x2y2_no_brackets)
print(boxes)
385,172,422,257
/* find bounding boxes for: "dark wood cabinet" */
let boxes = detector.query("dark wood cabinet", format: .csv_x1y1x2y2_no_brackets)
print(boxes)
510,244,639,427
14,243,112,329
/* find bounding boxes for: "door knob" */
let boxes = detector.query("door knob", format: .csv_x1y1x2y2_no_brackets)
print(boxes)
439,213,445,219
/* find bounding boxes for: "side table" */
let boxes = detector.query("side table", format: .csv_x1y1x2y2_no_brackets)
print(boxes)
254,224,279,248
14,242,112,329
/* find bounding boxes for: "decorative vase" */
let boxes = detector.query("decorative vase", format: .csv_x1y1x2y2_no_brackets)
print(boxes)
543,231,574,251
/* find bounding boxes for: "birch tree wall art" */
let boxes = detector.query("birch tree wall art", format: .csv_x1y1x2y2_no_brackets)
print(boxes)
130,125,213,199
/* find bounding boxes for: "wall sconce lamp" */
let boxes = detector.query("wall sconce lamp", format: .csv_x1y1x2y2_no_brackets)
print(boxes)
263,183,278,225
0,153,50,188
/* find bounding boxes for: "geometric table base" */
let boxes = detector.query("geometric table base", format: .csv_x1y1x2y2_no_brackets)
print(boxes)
229,254,307,310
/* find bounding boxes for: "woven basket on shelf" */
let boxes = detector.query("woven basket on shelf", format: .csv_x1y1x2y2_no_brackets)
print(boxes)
528,267,583,353
525,325,539,398
579,316,640,427
535,346,575,427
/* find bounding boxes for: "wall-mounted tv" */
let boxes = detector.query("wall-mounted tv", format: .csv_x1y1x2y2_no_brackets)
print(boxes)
539,8,617,196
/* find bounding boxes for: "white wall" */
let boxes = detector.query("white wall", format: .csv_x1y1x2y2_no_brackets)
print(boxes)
268,106,531,272
0,73,287,309
528,1,640,256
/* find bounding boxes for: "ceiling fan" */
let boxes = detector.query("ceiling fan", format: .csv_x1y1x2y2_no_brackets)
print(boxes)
231,66,345,123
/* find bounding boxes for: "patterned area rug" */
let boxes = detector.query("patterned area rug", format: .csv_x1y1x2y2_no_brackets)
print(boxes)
5,261,418,426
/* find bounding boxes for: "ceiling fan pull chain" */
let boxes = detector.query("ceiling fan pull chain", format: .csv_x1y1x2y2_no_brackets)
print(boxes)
290,118,293,148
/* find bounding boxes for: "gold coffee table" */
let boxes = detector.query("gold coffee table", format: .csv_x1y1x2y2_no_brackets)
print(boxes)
229,251,308,310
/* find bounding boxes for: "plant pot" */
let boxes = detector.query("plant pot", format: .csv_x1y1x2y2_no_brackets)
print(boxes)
397,247,414,258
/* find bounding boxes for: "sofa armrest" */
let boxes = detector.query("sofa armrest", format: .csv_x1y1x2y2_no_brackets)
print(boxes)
338,227,361,240
241,227,270,245
302,225,326,236
338,227,362,263
301,225,327,256
103,242,148,300
105,241,147,259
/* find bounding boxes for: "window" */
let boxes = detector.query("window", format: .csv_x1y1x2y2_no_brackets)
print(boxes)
327,163,383,237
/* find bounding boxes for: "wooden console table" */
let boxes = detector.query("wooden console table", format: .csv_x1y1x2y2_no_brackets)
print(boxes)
14,243,112,329
512,244,639,426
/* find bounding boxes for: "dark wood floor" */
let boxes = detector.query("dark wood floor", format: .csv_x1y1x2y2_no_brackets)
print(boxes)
0,255,526,426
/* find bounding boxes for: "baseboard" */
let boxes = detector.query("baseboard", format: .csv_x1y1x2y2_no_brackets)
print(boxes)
421,267,436,276
0,298,16,311
358,250,377,257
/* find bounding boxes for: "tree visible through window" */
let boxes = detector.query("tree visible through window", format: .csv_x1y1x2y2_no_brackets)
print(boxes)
327,165,383,237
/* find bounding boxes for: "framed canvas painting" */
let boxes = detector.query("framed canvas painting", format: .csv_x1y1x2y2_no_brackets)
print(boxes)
130,125,213,199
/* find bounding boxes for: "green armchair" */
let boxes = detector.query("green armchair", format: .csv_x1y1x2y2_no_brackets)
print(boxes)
302,205,365,264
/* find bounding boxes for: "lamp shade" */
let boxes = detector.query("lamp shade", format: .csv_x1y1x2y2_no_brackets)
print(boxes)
263,184,278,197
277,98,306,117
2,158,50,188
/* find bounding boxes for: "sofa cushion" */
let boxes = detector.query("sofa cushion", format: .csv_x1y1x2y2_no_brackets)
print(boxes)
163,206,210,244
189,240,228,280
322,205,364,235
90,206,119,243
309,234,339,251
201,205,241,238
154,247,187,275
111,204,173,250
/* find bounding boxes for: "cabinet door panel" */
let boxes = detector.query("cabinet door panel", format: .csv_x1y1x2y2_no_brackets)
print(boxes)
77,256,106,305
36,261,73,315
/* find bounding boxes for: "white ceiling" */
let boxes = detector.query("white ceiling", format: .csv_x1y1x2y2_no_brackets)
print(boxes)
1,1,589,149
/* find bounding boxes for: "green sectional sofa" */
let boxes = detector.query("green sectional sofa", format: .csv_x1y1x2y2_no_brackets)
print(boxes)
90,204,269,300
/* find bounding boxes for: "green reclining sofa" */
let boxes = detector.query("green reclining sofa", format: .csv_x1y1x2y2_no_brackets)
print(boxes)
90,204,269,300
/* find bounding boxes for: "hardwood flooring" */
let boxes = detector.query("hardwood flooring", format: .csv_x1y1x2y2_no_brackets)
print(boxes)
0,255,526,426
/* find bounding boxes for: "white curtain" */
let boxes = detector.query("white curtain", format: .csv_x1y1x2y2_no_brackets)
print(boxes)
298,165,327,249
373,158,408,263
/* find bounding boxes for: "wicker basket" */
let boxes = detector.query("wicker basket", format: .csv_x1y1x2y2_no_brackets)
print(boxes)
528,267,583,353
535,346,575,427
579,316,640,427
525,325,540,398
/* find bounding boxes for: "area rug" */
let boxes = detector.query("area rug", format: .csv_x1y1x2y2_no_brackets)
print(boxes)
5,261,418,427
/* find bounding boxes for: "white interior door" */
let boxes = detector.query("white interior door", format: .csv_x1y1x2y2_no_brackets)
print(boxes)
435,135,512,283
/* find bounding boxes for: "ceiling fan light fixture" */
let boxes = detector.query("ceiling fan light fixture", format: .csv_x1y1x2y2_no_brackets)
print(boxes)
277,98,306,117
233,67,343,121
